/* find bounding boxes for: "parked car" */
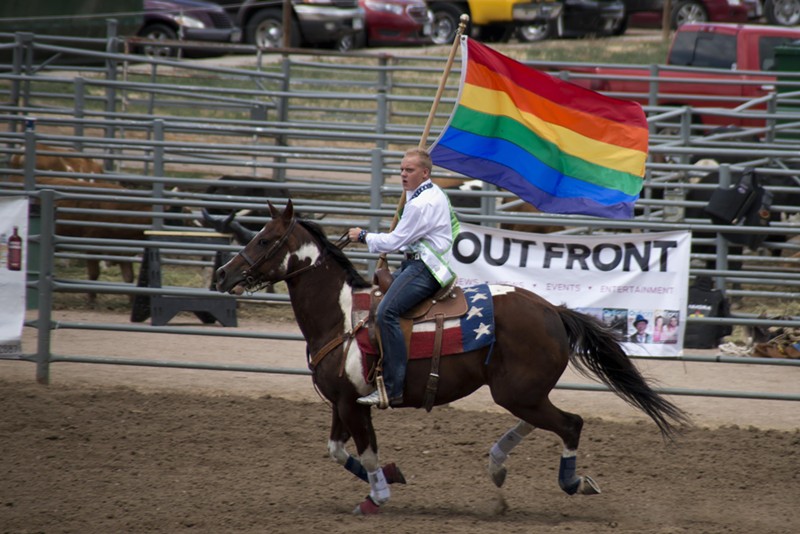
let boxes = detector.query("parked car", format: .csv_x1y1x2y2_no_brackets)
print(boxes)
357,0,433,47
628,0,761,29
137,0,241,57
215,0,364,51
516,0,626,42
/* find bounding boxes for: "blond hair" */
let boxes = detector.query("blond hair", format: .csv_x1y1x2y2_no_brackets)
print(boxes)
404,148,432,172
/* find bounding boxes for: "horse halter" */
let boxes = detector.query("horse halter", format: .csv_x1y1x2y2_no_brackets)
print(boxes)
236,218,347,291
237,217,300,289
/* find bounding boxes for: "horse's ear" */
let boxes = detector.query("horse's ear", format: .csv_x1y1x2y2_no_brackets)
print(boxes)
267,200,280,219
282,199,294,222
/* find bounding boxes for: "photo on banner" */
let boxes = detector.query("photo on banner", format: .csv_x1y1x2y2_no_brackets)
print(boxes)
0,197,29,359
448,222,692,357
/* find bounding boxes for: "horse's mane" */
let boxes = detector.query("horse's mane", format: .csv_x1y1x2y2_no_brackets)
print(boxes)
298,219,371,289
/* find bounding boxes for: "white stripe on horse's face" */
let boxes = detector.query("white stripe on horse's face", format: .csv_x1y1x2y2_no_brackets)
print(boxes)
339,285,372,395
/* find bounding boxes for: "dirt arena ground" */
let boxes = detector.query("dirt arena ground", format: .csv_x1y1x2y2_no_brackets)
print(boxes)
1,310,799,534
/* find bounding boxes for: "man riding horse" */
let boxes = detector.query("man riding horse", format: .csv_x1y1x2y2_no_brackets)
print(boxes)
347,148,460,408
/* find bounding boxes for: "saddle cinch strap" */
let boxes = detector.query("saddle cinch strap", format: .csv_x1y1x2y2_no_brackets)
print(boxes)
370,270,468,411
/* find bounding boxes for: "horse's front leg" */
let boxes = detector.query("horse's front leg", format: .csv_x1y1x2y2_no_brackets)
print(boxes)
327,407,406,486
328,402,400,514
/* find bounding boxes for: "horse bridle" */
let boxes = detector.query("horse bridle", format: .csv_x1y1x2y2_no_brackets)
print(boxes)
236,218,348,290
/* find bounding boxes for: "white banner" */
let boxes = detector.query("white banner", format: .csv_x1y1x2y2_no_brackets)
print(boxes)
0,197,29,359
450,223,691,357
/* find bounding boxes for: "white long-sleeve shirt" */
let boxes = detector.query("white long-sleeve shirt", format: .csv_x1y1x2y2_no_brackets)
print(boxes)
365,180,454,255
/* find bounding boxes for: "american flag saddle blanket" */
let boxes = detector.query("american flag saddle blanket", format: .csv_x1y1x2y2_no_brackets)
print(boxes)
352,284,496,360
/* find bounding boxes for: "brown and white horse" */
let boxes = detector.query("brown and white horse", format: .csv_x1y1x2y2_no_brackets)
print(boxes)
214,200,689,515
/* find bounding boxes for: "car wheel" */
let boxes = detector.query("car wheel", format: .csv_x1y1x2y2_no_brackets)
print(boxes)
336,33,355,52
516,21,553,43
246,9,300,48
765,0,800,26
430,3,467,45
611,15,628,37
138,23,178,58
479,25,512,43
671,1,708,28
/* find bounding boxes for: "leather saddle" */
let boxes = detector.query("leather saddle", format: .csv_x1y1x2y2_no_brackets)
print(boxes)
368,267,468,411
369,267,467,328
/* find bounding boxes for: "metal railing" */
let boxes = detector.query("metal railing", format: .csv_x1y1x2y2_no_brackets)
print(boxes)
1,31,798,405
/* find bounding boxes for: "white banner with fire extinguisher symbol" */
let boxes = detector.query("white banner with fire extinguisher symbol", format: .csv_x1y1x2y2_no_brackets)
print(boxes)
0,197,29,358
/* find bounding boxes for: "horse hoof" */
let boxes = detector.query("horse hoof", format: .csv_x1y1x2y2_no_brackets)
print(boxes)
353,496,381,515
383,462,406,485
490,465,507,488
578,476,601,495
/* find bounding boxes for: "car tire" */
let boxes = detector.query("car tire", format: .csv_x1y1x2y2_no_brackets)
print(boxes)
479,25,512,43
138,23,178,58
246,9,301,48
336,33,355,52
516,21,554,43
611,15,629,37
765,0,800,26
671,1,708,28
430,3,468,45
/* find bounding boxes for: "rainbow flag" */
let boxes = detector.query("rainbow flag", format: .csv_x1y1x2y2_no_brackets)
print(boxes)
429,37,649,219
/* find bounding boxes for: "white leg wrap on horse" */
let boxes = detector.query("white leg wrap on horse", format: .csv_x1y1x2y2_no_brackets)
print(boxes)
488,420,534,488
490,420,535,465
367,469,391,504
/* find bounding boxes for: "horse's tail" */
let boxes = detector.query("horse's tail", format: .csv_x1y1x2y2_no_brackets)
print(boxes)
557,306,690,440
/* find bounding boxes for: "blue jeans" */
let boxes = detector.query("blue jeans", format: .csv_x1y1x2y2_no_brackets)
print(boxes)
376,259,441,400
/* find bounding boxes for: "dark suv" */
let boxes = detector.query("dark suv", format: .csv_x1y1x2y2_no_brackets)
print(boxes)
215,0,365,51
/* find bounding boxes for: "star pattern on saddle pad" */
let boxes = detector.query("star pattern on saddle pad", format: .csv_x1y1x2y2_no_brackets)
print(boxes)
354,284,496,359
474,323,492,339
469,291,488,303
460,286,494,349
467,306,484,320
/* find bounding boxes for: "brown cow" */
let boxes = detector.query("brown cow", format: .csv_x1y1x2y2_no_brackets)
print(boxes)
10,143,104,176
6,175,152,304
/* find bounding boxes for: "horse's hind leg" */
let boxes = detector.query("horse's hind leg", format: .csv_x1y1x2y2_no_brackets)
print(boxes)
488,420,534,487
504,398,600,496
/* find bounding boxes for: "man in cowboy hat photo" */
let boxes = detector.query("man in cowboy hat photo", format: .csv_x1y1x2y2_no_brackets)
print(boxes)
629,314,652,344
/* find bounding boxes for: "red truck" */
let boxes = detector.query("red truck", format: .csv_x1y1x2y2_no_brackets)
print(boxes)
560,23,800,129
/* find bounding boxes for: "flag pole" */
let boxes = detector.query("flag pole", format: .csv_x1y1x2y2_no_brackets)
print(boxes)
376,14,469,270
419,14,470,150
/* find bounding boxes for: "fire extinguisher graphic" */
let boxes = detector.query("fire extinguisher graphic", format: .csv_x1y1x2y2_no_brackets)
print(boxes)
8,226,22,271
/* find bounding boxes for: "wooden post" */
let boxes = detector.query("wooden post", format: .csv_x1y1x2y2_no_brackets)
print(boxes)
662,0,672,44
282,0,292,48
